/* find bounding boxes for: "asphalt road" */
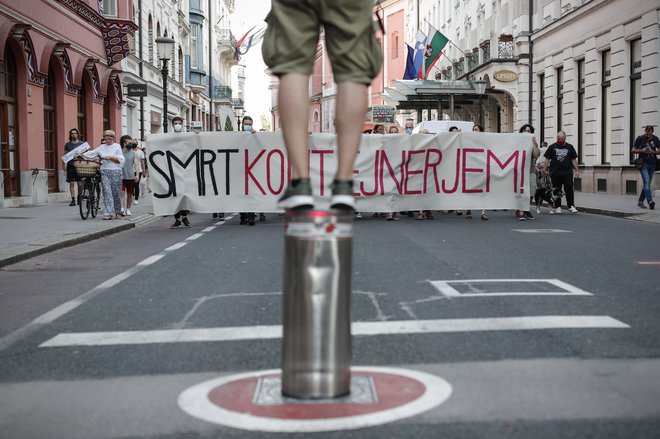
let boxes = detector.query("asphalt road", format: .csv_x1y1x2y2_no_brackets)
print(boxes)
1,210,659,438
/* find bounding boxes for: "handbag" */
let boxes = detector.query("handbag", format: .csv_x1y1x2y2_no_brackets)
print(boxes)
632,157,643,169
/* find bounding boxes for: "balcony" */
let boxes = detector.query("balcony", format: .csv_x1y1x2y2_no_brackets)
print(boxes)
232,98,244,109
497,34,515,60
217,28,233,49
213,85,233,103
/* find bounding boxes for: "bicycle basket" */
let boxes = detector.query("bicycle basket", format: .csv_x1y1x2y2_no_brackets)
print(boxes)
72,159,101,177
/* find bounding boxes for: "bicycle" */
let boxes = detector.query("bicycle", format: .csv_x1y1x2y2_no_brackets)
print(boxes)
72,158,102,220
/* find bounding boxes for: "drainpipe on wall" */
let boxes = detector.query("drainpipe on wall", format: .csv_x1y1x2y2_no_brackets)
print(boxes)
139,0,145,141
528,0,533,127
208,0,214,131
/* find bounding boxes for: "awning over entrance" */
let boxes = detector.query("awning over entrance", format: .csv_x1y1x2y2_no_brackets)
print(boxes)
380,79,486,113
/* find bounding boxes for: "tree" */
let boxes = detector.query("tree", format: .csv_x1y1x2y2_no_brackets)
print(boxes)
224,116,234,131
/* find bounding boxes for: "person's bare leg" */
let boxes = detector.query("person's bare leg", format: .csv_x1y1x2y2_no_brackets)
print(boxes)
278,72,310,179
335,81,368,180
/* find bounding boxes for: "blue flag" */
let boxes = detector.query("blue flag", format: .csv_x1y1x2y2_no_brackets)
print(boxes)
403,44,417,80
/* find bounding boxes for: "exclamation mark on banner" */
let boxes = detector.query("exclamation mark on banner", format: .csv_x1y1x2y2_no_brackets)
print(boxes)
520,150,526,194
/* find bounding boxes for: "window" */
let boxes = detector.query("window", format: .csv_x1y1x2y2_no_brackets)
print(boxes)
77,83,86,141
391,32,399,59
148,15,154,64
103,0,117,17
577,60,585,164
630,38,641,161
178,46,184,83
601,50,611,164
103,96,110,132
556,67,563,131
43,66,56,184
191,24,199,68
539,74,545,142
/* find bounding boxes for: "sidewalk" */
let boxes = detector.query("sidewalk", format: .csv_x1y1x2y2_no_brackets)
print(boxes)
0,190,158,268
1,192,658,268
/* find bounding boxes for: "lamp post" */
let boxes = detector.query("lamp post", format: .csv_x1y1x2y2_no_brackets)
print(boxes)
156,36,175,133
473,78,487,127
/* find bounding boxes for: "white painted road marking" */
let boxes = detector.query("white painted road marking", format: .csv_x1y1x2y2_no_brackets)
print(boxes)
39,315,629,347
429,279,592,298
514,229,572,233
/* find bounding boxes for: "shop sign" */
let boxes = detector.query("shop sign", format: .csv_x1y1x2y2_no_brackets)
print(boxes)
126,83,148,97
494,70,518,82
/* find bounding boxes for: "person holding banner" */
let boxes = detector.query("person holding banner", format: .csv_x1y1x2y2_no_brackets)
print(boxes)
262,0,382,211
170,116,192,228
64,128,84,206
516,124,540,220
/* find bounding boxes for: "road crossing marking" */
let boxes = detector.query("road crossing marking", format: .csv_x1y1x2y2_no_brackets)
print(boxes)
513,229,572,233
428,278,592,298
39,315,628,347
636,261,660,265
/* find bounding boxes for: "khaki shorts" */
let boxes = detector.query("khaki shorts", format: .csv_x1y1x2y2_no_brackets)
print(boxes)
261,0,382,84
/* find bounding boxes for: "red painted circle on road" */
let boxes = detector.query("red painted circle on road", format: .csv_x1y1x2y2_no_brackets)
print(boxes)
208,371,426,420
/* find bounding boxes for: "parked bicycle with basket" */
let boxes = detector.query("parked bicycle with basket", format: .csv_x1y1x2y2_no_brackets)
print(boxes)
72,158,101,220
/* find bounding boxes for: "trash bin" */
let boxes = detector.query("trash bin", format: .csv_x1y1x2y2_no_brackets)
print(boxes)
281,210,353,399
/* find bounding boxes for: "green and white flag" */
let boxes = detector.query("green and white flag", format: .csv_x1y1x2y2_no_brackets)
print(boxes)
424,25,449,79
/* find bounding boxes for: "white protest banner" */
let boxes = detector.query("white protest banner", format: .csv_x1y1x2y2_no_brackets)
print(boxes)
61,142,91,164
146,132,534,216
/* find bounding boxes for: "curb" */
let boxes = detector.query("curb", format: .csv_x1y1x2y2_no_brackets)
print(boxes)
576,206,634,219
0,222,134,269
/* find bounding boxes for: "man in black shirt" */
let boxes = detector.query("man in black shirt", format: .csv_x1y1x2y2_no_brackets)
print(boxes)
543,131,580,214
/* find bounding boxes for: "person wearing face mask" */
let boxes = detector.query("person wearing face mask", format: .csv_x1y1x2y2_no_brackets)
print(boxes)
172,115,184,133
404,120,414,135
542,131,580,214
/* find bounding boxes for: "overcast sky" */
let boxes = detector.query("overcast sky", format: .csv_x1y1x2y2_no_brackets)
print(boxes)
232,0,271,130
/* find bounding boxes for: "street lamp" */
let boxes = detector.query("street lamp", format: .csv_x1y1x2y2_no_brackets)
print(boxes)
156,36,175,133
473,78,487,127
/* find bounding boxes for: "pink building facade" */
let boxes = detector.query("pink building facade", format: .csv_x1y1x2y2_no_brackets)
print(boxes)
0,0,136,206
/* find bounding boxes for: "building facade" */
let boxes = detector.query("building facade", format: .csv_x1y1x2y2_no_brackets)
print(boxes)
411,0,659,195
0,0,136,206
121,0,238,139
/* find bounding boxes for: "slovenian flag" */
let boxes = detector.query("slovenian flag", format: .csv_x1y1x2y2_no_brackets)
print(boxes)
423,25,449,79
413,30,427,78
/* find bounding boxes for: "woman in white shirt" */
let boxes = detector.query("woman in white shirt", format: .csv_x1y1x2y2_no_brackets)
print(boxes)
84,130,125,219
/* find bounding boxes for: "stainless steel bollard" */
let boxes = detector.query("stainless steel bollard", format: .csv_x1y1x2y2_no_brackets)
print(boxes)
281,210,353,399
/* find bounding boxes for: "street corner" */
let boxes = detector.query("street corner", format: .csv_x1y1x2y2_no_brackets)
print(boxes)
177,366,452,433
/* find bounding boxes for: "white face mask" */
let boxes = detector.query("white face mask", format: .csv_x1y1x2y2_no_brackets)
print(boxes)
173,123,183,133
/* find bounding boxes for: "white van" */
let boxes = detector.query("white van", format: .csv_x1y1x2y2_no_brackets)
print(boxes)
411,120,474,134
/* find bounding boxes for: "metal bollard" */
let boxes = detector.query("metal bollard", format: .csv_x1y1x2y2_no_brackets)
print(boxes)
281,210,353,399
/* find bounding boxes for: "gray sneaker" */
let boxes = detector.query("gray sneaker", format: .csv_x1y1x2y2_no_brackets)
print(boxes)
277,179,314,210
330,180,356,211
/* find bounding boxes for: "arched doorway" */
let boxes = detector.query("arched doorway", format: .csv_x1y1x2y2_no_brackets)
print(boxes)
0,45,19,197
44,64,58,192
